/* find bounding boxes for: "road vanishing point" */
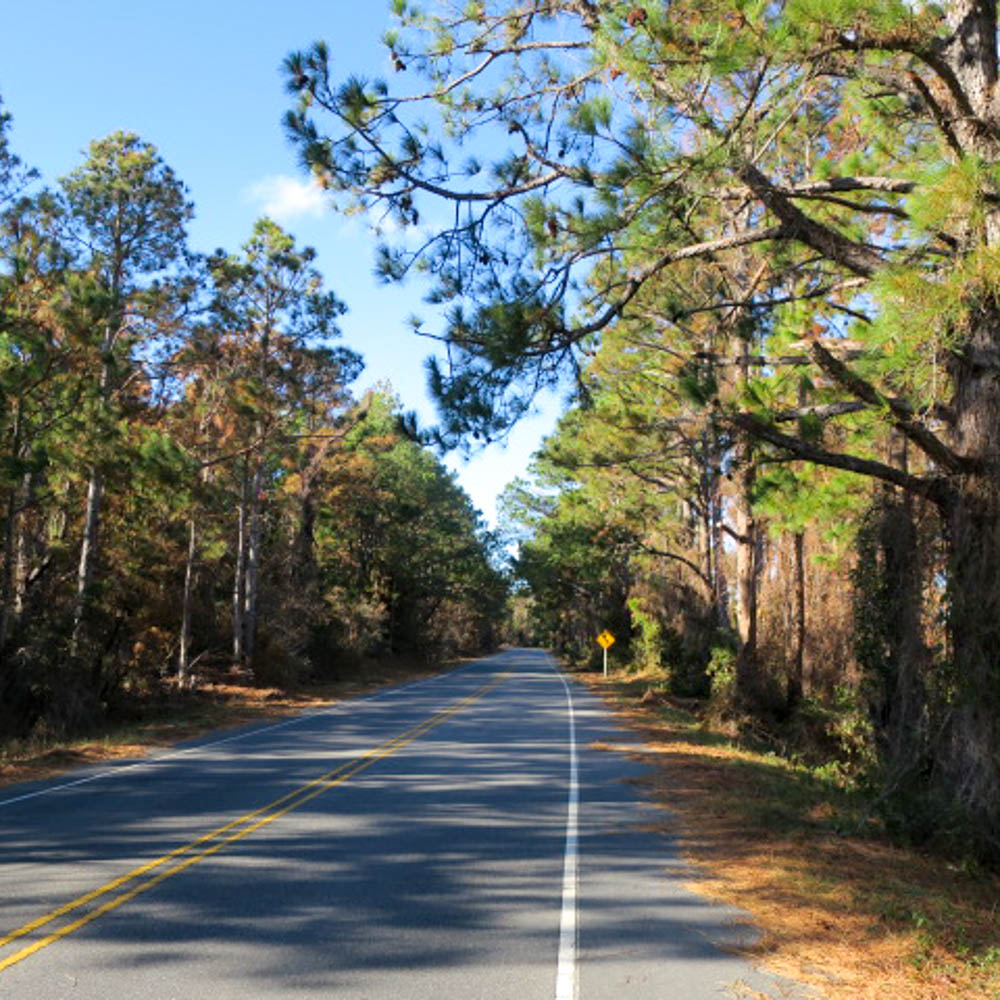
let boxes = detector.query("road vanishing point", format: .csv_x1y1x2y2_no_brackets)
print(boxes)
0,649,806,999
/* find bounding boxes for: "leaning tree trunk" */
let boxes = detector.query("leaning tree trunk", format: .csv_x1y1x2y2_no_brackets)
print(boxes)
179,460,211,685
71,468,103,653
71,320,118,656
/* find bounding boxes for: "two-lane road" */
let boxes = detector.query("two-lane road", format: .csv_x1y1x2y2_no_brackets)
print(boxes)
0,649,804,998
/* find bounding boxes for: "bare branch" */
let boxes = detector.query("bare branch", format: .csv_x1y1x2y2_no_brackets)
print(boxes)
772,401,868,422
778,177,916,196
640,543,713,589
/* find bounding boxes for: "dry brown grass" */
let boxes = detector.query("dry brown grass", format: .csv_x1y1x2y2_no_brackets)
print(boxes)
579,668,1000,1000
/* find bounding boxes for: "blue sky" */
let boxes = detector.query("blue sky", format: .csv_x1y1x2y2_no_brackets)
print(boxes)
0,0,562,526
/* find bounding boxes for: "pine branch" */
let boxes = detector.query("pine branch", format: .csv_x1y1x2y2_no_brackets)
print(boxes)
807,340,968,473
739,163,884,277
580,224,788,334
779,177,916,196
692,349,865,367
825,26,976,124
729,410,946,500
772,401,868,422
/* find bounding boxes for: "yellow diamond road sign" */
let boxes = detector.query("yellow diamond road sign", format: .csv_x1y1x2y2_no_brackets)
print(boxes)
597,630,615,650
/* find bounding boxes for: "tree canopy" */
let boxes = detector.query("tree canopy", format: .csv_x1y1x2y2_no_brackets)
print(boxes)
284,0,1000,861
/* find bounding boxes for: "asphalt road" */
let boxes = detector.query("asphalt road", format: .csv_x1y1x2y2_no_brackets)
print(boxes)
0,648,806,999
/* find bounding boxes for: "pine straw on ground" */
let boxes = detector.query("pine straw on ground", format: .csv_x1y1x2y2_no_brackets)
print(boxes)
0,658,447,790
577,668,1000,1000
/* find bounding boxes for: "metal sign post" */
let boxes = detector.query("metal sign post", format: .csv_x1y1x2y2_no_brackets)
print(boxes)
596,630,615,677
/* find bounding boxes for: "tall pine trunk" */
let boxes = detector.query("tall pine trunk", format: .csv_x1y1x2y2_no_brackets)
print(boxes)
1,398,23,652
787,530,806,709
923,0,1000,858
14,470,38,621
733,438,761,704
294,490,318,591
733,337,762,704
711,483,729,629
1,496,16,654
242,463,264,665
178,517,197,684
71,322,116,654
943,482,1000,854
733,486,760,694
232,462,249,665
179,460,210,684
939,309,1000,855
71,468,103,653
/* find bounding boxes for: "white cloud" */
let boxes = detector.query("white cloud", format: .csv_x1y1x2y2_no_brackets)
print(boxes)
244,174,329,222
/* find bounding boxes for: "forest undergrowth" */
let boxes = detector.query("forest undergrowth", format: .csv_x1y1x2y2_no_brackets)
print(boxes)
578,665,1000,1000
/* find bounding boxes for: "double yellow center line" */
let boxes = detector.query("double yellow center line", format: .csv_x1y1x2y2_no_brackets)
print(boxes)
0,670,508,974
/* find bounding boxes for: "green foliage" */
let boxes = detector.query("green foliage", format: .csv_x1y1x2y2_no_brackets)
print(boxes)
706,645,738,705
627,596,662,672
59,131,193,287
0,111,505,741
906,159,999,236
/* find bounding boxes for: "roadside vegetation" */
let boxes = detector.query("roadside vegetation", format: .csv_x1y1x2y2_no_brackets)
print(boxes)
582,665,1000,1000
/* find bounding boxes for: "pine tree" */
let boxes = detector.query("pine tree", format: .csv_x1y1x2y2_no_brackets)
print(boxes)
285,0,1000,855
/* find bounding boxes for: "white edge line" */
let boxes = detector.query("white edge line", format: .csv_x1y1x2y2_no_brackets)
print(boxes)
0,662,473,810
554,662,579,1000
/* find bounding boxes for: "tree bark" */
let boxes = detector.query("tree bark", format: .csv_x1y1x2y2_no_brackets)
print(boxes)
178,516,197,684
242,462,264,665
734,334,761,702
12,470,33,622
939,478,1000,853
232,462,249,665
711,473,729,629
733,462,761,701
788,530,806,709
0,398,23,652
71,322,117,655
875,495,927,790
936,303,1000,857
71,468,103,653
